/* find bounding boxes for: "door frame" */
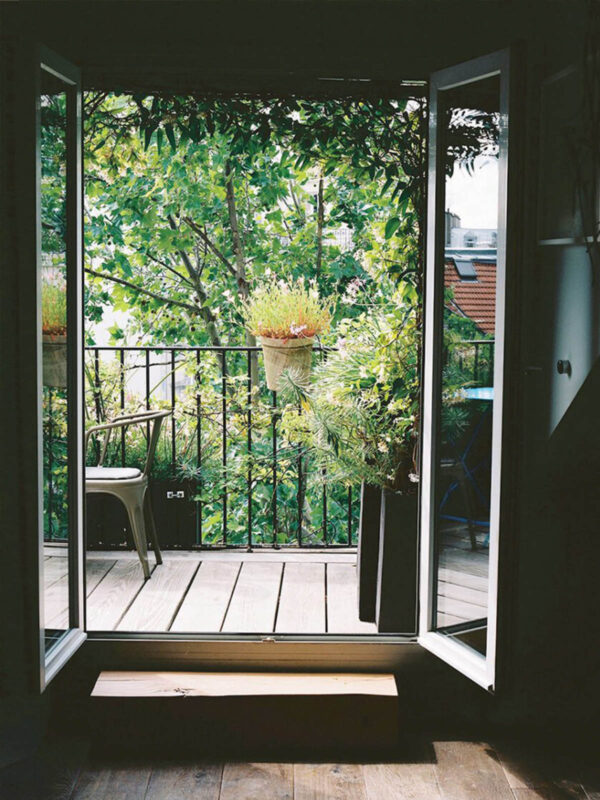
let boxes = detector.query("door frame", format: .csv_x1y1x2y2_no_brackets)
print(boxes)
418,47,521,691
37,45,86,690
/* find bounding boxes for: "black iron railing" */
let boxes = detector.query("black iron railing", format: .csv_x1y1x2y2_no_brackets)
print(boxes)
82,345,357,550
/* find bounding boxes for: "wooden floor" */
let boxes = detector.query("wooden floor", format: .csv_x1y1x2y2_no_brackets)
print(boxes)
44,549,378,635
44,530,488,635
5,733,599,800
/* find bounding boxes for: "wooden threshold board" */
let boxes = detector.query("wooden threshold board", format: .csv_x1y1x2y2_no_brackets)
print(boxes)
92,670,397,698
91,671,400,759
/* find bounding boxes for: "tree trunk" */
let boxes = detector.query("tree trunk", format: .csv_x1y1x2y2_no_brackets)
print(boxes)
225,160,259,389
166,214,223,348
316,173,324,280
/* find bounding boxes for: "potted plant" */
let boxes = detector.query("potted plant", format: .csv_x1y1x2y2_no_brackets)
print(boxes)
42,271,67,389
283,301,420,632
243,278,331,391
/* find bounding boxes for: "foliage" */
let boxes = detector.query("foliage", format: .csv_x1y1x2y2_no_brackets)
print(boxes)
82,348,356,546
82,92,426,349
244,277,331,340
280,293,420,492
42,272,67,335
42,90,433,546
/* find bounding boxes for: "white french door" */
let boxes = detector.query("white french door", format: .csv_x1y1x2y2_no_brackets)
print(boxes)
37,45,85,688
419,49,516,691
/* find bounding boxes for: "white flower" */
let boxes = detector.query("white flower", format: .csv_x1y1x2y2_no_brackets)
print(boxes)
377,442,389,453
290,323,307,336
409,473,419,483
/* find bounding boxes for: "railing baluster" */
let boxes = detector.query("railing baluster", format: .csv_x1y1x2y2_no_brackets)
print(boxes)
297,406,303,547
222,350,228,546
171,349,176,474
145,349,150,452
347,485,352,545
196,349,202,547
93,348,101,422
48,387,54,540
247,350,253,551
322,468,328,546
272,390,278,547
120,348,125,466
474,342,479,385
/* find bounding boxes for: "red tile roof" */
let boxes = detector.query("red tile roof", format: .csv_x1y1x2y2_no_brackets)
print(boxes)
444,259,496,335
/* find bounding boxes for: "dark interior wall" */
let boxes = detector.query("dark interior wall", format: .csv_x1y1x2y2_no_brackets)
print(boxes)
506,43,600,724
3,1,583,91
0,0,595,765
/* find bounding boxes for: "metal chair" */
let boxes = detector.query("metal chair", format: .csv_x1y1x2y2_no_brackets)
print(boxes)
85,410,171,579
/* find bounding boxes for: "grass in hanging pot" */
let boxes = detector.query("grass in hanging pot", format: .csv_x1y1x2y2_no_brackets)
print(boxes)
243,278,332,391
42,271,67,337
42,271,67,388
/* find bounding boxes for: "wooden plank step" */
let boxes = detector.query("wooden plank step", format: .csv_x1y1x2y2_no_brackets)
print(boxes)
91,671,399,760
92,671,397,698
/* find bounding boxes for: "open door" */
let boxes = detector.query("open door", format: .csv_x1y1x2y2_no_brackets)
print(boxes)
419,49,516,691
38,46,85,688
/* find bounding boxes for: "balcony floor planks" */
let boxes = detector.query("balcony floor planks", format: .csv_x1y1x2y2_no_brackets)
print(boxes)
87,558,154,631
45,559,116,629
170,560,241,633
44,543,487,635
221,561,283,633
275,562,326,634
117,560,199,632
326,563,378,635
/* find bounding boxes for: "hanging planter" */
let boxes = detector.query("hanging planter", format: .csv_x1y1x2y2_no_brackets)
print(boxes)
42,334,67,388
42,271,67,389
243,278,331,392
259,335,315,392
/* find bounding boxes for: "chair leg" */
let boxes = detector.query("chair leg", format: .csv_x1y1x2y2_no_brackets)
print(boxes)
143,491,162,565
126,500,151,580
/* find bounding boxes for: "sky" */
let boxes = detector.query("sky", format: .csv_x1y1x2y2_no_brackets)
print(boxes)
445,155,499,230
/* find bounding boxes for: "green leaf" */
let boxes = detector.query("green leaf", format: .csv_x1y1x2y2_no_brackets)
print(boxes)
384,217,401,239
165,123,177,152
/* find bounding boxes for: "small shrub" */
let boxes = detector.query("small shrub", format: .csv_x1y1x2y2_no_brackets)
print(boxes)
243,278,332,340
42,271,67,336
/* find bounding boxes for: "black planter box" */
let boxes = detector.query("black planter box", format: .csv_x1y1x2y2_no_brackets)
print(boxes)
376,490,419,634
86,478,198,550
357,483,382,623
86,493,131,550
149,478,198,549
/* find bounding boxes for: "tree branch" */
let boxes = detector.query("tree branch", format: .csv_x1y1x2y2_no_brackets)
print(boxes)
225,160,250,297
145,250,194,288
85,268,199,314
183,216,238,280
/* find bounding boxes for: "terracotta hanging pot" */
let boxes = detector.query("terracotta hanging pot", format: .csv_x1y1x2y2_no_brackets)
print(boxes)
258,336,314,391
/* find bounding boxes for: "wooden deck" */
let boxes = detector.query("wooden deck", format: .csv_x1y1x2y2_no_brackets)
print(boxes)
44,549,379,635
44,527,488,635
437,525,489,628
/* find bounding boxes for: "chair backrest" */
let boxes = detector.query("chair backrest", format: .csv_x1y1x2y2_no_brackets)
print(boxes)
85,410,172,477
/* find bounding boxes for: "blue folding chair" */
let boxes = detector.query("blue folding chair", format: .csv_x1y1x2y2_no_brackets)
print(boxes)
438,406,491,550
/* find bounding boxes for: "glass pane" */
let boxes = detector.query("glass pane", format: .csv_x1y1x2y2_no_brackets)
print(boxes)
41,68,70,653
433,75,500,654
